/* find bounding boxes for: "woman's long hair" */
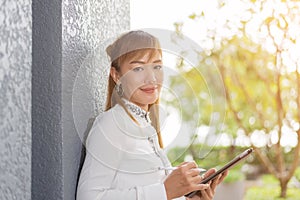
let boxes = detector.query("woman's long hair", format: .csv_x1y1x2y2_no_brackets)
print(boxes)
105,30,164,148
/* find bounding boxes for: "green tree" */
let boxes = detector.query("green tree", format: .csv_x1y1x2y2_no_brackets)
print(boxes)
169,0,300,197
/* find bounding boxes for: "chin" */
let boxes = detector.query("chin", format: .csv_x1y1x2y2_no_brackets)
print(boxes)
145,94,159,104
135,96,158,106
147,99,158,105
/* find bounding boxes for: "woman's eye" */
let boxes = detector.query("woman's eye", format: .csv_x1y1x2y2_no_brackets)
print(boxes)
154,65,162,70
132,67,144,72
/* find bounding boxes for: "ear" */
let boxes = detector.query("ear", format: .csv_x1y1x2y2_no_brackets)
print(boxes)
110,67,120,84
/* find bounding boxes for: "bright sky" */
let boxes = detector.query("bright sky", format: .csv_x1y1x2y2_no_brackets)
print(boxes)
130,0,202,31
130,0,249,51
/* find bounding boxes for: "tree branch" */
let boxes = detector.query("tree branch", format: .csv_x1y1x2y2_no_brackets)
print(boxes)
253,146,278,176
219,63,278,176
286,130,300,181
230,65,270,132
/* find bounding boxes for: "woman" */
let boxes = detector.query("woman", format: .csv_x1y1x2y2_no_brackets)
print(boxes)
76,30,227,200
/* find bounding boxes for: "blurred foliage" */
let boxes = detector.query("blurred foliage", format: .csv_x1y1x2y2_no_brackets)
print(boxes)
169,0,300,197
168,145,250,168
244,174,300,200
294,167,300,181
167,33,297,136
245,187,300,200
223,169,245,184
168,145,296,171
261,174,279,185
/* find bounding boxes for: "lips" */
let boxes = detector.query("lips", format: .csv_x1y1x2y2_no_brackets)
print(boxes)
140,86,158,94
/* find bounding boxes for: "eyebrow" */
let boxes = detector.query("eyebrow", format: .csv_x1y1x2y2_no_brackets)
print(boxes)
129,59,162,64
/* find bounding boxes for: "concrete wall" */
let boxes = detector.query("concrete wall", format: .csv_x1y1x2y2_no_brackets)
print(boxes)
62,0,130,199
32,0,63,199
0,0,32,199
1,0,129,199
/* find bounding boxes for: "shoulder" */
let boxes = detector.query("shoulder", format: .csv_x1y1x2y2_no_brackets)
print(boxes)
87,104,130,142
93,104,127,127
85,104,127,150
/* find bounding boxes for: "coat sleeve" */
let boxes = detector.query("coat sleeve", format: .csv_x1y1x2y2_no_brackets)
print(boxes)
76,181,167,200
76,113,168,200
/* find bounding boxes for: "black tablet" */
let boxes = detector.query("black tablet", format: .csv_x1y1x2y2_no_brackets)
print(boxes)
185,148,254,198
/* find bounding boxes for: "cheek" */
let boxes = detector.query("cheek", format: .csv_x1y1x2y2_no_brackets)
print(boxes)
121,72,145,93
157,71,164,84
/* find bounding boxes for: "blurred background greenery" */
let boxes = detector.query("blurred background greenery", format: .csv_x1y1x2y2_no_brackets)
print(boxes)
161,0,300,198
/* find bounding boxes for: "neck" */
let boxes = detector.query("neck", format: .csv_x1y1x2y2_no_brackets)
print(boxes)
125,98,149,111
138,104,148,112
121,98,151,124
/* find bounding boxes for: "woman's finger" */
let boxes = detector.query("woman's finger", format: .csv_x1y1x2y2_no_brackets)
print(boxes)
218,170,229,184
203,168,217,177
177,161,189,167
199,189,210,200
210,175,220,191
187,168,204,177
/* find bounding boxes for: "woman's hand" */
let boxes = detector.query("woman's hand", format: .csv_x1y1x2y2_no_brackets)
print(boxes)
163,162,209,200
188,168,228,200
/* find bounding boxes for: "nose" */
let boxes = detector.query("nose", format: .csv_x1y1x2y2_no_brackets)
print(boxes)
144,66,157,84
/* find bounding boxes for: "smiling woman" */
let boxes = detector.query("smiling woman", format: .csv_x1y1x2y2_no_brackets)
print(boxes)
109,47,163,111
76,30,228,200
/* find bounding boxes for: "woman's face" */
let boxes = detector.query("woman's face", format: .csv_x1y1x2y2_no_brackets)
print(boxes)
112,51,163,111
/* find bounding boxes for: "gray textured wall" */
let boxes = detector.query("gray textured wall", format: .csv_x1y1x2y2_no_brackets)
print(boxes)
32,0,130,200
0,0,32,200
32,0,63,199
62,0,130,199
1,0,129,199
